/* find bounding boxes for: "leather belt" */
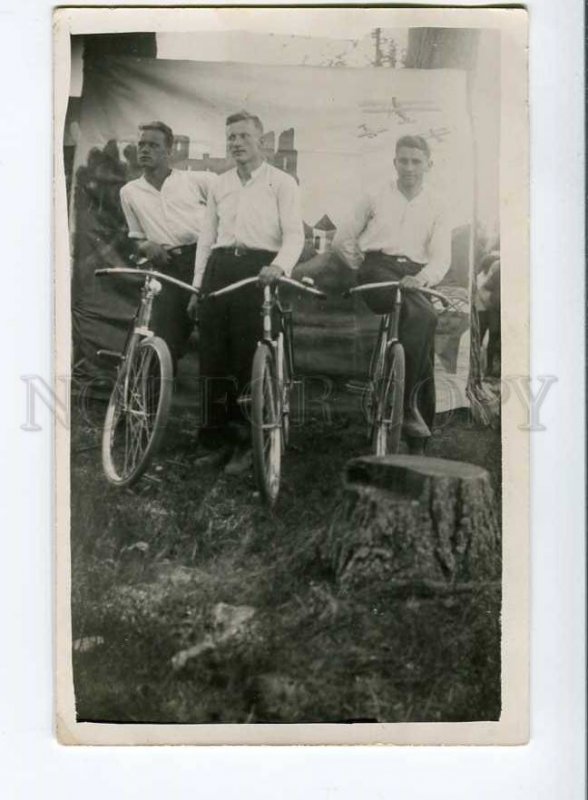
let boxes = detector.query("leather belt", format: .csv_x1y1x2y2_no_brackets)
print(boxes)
215,245,277,258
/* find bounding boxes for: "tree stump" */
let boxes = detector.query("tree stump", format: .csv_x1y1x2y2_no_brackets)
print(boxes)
328,455,501,592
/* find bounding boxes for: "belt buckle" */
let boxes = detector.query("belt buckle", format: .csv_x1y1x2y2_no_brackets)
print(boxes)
234,245,246,257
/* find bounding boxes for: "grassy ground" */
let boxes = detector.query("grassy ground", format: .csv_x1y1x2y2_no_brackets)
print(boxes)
70,380,502,725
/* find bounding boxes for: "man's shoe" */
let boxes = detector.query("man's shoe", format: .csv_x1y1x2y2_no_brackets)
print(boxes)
401,410,431,440
193,443,232,468
224,446,253,476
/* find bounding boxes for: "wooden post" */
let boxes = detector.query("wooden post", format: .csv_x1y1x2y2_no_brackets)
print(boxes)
328,455,501,591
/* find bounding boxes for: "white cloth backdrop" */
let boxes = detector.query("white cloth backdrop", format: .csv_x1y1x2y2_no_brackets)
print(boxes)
73,57,473,409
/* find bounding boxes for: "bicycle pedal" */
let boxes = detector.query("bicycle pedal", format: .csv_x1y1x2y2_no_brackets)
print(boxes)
237,395,252,405
345,380,370,395
96,349,123,361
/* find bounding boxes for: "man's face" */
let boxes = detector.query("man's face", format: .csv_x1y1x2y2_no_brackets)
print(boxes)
394,146,430,191
226,119,262,165
137,128,170,170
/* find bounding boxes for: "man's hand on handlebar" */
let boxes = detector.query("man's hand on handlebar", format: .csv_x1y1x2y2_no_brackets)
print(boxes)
400,274,427,290
187,292,200,322
137,240,170,268
258,264,284,287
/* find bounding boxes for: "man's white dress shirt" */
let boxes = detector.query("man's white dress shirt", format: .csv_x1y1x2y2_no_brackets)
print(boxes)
120,169,216,247
333,182,451,287
193,161,304,288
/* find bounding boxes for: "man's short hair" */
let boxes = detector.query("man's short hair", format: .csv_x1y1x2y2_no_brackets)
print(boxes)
139,121,174,149
395,135,431,160
225,111,264,135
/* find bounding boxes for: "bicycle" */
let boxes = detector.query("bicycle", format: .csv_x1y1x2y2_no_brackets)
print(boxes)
94,258,199,487
345,280,450,457
204,274,326,505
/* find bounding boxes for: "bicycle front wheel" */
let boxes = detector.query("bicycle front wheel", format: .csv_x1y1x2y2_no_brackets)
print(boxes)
278,332,292,451
372,341,405,456
102,335,173,486
251,343,282,506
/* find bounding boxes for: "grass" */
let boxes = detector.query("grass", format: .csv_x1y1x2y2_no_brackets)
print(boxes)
70,390,502,724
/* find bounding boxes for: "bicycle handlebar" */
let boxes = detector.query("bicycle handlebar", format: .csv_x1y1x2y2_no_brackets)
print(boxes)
204,275,327,300
94,267,200,295
343,281,450,307
280,275,327,299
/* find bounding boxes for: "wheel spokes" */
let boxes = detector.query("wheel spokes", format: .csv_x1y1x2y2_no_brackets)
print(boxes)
110,345,163,478
262,364,280,486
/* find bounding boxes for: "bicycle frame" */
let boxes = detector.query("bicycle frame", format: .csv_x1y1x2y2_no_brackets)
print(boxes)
260,285,295,396
206,274,325,433
206,274,324,382
95,264,199,407
346,279,451,447
204,273,325,503
349,279,450,366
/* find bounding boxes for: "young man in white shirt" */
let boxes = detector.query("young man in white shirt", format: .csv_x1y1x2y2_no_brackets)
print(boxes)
333,135,451,452
188,111,304,475
120,120,214,368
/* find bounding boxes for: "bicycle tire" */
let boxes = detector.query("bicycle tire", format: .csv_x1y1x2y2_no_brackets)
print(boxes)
251,343,282,505
372,341,405,456
279,333,291,451
365,323,388,436
102,335,173,486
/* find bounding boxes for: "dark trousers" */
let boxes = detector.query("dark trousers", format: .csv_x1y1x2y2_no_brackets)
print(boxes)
151,244,196,366
199,248,277,440
358,252,438,432
479,309,501,377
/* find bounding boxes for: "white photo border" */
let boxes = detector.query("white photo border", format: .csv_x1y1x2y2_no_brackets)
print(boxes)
0,0,584,796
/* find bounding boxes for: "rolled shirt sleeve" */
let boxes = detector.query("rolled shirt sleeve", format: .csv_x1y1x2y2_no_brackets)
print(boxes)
120,187,146,240
417,209,452,287
192,188,218,289
332,194,372,271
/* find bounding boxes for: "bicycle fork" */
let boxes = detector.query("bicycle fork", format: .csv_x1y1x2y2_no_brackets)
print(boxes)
120,281,161,411
237,285,279,420
386,286,427,432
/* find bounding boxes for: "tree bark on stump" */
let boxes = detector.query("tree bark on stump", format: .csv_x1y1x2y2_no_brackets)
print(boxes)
327,455,501,591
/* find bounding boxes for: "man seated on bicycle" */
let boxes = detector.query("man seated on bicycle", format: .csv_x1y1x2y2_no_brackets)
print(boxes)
187,111,304,475
333,134,451,452
120,120,215,371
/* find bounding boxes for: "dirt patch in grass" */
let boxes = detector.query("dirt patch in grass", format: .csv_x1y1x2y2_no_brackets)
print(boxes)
70,393,501,724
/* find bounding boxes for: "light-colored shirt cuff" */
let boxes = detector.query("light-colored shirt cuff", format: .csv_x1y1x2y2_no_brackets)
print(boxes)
270,257,294,277
271,238,304,276
192,250,211,288
192,267,205,289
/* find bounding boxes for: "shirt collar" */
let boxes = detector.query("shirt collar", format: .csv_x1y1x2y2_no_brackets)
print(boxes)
391,180,428,203
234,160,267,186
250,161,267,181
138,169,177,194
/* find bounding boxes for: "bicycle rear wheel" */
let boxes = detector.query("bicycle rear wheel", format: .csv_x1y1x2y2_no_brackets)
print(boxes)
372,341,405,456
102,335,173,486
251,343,282,505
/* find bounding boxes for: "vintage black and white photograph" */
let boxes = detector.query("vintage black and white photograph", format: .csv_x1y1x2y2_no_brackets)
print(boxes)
54,7,528,745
